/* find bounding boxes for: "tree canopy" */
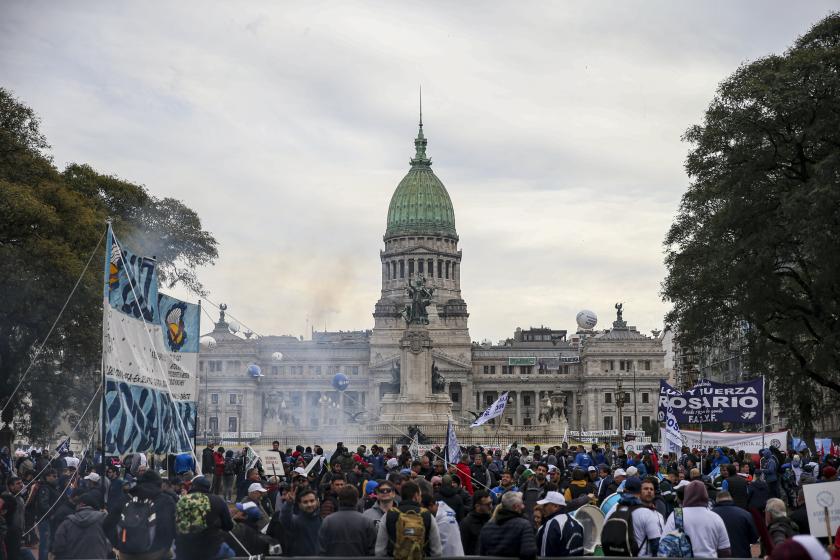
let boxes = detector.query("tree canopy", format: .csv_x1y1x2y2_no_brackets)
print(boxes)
0,87,218,443
662,14,840,439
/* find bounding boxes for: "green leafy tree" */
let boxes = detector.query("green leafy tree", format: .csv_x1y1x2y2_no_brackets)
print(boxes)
662,15,840,441
0,88,218,444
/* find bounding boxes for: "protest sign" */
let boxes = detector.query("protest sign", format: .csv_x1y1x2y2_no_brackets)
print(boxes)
803,480,840,538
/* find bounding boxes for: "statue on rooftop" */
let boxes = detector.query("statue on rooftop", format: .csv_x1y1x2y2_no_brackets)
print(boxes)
403,275,434,326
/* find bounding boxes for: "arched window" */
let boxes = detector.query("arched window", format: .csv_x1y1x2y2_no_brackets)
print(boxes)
418,260,424,274
445,261,450,279
399,260,405,278
408,259,414,276
392,261,397,279
428,259,434,277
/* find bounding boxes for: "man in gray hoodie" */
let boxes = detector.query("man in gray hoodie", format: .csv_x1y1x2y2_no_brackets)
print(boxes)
51,492,110,559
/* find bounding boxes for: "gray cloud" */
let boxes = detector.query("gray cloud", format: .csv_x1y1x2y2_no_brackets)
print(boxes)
1,0,835,342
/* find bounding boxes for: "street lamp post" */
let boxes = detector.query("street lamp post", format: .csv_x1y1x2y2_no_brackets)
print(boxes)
633,363,638,432
616,378,628,443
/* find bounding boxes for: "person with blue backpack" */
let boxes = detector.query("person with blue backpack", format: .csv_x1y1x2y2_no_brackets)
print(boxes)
601,477,663,557
661,480,731,558
104,470,176,560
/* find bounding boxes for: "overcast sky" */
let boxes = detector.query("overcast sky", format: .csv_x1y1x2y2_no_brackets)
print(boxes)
2,2,836,343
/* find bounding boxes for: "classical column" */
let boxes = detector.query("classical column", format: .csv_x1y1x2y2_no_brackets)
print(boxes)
514,392,521,425
302,391,310,428
534,391,541,425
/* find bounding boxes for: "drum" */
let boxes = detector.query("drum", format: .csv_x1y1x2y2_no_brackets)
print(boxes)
600,491,621,516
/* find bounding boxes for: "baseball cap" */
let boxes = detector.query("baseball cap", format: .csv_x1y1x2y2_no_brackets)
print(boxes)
386,458,399,469
614,468,627,477
293,467,307,477
236,501,262,520
248,483,268,493
547,464,558,473
587,466,596,472
84,472,101,483
624,477,642,494
626,466,638,477
536,491,566,506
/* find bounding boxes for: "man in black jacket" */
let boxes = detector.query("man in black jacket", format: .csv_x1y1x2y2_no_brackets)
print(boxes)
317,485,376,556
174,476,234,560
712,491,758,559
478,490,537,560
201,444,215,488
460,490,492,555
104,470,176,560
35,469,60,560
51,492,110,560
375,481,442,557
277,488,322,556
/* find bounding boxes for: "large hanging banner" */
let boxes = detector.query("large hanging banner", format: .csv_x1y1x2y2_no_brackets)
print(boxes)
103,227,199,455
658,378,763,424
659,428,788,454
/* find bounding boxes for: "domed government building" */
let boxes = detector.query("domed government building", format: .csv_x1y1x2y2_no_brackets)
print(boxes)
199,115,665,447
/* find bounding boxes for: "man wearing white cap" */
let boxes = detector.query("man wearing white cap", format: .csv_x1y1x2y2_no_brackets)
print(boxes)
244,482,270,530
535,491,584,557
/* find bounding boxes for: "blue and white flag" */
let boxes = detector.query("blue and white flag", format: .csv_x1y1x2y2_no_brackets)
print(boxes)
445,419,460,466
55,438,70,455
471,392,509,428
664,405,683,454
102,226,198,455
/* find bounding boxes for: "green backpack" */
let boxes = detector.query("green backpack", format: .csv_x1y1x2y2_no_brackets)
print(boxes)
175,492,210,535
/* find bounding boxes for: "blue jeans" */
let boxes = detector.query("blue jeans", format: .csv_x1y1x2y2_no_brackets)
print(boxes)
19,548,36,560
37,523,50,560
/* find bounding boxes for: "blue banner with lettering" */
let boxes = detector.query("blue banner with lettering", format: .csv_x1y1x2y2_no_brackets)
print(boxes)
658,378,763,424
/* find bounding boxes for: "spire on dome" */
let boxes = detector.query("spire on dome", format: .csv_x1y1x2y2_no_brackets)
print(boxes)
411,86,431,167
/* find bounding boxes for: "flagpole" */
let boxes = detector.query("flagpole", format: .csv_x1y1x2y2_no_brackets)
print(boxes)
99,221,111,474
761,376,766,449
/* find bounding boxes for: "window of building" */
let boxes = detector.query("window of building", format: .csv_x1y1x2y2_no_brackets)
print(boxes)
418,260,424,274
483,365,489,374
485,394,495,405
623,416,632,430
642,392,649,404
226,360,241,371
521,366,533,375
451,392,459,403
399,260,405,278
209,417,218,432
523,417,532,426
619,360,626,371
228,416,237,432
208,360,222,372
271,366,278,375
437,260,442,278
351,366,359,375
490,365,496,374
642,415,650,428
502,365,510,374
605,393,612,404
229,393,237,405
523,395,531,406
408,259,414,276
445,261,450,279
211,393,219,404
315,366,322,375
644,360,652,370
428,259,434,277
199,361,204,372
603,416,613,430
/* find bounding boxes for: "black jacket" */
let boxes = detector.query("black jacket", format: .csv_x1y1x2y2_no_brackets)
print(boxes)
713,502,758,559
478,507,537,560
279,501,322,556
51,507,110,559
174,488,234,560
460,510,491,555
317,505,377,556
725,475,749,508
201,447,215,475
104,480,176,553
437,485,465,522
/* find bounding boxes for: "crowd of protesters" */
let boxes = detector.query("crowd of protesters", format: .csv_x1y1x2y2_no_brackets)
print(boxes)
0,439,839,559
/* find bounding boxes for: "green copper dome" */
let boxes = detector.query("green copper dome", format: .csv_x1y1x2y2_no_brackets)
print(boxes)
385,122,457,240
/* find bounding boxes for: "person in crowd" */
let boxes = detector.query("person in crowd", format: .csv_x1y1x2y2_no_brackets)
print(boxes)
236,467,261,502
769,535,830,560
521,463,549,519
423,493,464,557
226,502,270,557
51,492,109,560
1,489,34,560
319,473,346,518
436,474,465,522
200,443,215,488
221,450,238,503
104,470,175,560
34,469,60,560
362,480,396,526
766,497,798,548
713,490,759,559
375,481,442,557
603,476,663,557
662,480,731,558
455,455,475,496
278,487,322,556
478,491,536,560
460,489,492,556
563,468,594,503
174,475,234,560
535,491,583,557
104,465,125,512
318,485,376,556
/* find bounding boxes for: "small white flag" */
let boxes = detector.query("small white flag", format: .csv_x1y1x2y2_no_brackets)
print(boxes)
471,392,509,428
664,406,683,454
446,419,460,466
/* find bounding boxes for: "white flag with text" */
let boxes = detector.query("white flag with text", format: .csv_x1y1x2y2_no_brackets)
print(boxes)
471,392,509,427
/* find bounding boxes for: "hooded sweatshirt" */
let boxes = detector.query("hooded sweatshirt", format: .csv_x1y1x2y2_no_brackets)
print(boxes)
51,507,110,559
663,481,730,558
